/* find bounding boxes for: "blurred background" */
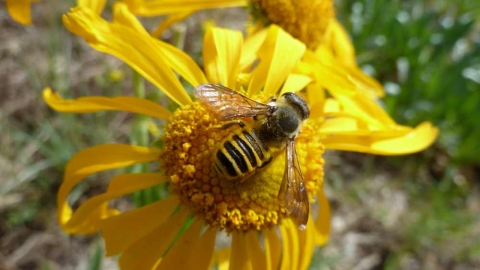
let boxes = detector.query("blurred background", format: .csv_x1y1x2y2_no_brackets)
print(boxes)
0,0,479,269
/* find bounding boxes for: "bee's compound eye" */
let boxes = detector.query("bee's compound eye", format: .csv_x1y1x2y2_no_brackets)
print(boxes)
281,93,310,120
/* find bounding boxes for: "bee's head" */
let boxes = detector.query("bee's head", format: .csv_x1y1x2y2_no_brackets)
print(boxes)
264,92,309,138
279,92,310,120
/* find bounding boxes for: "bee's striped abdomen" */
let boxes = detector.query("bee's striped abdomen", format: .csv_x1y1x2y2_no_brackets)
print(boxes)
214,129,272,181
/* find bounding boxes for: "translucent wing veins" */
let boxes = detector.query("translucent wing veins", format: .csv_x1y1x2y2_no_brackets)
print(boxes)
278,138,309,230
194,84,275,120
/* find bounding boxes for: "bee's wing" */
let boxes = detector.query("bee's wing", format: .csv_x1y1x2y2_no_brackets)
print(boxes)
278,139,309,230
194,84,274,120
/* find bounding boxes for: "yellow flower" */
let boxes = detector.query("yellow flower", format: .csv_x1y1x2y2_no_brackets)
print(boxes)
4,0,106,25
44,3,437,269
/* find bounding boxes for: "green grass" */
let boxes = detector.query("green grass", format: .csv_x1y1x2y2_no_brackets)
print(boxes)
337,0,480,165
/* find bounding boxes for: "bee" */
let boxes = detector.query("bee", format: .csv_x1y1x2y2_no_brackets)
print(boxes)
194,84,310,229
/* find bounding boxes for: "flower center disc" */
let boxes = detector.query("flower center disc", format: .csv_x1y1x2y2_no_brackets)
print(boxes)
251,0,335,50
160,102,324,232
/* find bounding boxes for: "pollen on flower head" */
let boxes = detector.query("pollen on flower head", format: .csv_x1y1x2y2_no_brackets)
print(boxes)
160,102,325,232
250,0,335,50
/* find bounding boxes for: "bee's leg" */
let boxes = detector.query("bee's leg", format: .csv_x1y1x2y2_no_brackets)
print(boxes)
212,120,245,130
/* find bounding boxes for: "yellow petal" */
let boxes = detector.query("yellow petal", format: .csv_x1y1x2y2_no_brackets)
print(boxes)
203,27,243,88
43,88,172,120
245,231,266,270
280,74,312,96
248,25,306,97
5,0,38,25
324,18,356,67
315,186,331,245
318,116,411,136
151,11,195,37
101,196,180,256
185,228,217,270
123,0,247,16
215,248,231,270
156,218,203,270
58,144,161,231
309,102,325,120
62,4,192,106
279,220,298,270
116,5,208,91
264,228,281,270
62,172,166,234
240,29,268,72
306,82,326,116
299,215,317,270
322,122,439,155
303,49,356,97
324,98,340,113
77,0,107,14
343,64,385,98
323,18,385,98
331,89,397,129
119,208,189,269
229,232,252,270
154,40,208,87
318,117,362,134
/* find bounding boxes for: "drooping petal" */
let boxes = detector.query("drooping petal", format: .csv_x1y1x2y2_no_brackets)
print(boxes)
156,218,203,270
322,122,439,155
58,144,161,232
315,186,331,245
101,196,180,256
115,3,208,91
203,27,243,88
264,228,281,270
62,4,194,106
229,232,252,270
319,117,370,135
5,0,39,25
324,18,356,67
323,18,384,98
248,25,306,97
77,0,107,14
342,63,385,98
215,249,231,270
119,208,189,269
330,87,397,129
184,228,217,270
245,231,267,270
61,172,167,234
123,0,247,16
279,220,299,270
43,88,172,120
154,40,208,89
298,215,317,270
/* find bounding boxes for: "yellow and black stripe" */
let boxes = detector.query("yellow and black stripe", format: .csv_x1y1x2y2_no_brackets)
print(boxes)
214,129,272,180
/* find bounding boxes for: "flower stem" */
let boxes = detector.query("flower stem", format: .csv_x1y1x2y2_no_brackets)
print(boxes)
131,70,156,207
